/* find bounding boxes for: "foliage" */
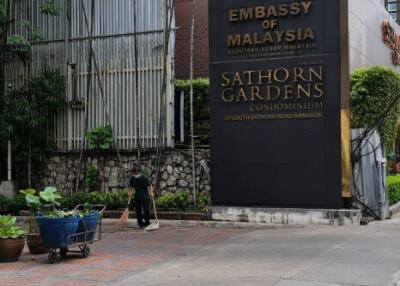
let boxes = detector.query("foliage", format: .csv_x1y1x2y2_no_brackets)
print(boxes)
0,195,26,215
20,188,40,233
175,78,210,144
85,165,100,192
40,1,60,16
387,174,400,205
155,191,188,211
43,210,78,218
350,67,400,152
0,215,26,238
173,191,188,211
85,126,114,150
0,70,65,186
72,190,129,210
175,78,209,103
155,192,175,209
196,192,210,212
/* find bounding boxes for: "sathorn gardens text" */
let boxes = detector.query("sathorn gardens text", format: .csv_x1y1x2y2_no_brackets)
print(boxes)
220,65,325,120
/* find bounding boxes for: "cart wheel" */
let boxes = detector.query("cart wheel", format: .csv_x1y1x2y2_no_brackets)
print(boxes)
60,248,68,258
48,250,57,264
82,246,91,258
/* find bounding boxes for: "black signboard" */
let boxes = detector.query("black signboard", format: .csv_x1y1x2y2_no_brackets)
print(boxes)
209,0,347,208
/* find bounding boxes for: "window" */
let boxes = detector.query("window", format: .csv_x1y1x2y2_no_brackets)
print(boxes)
388,2,397,12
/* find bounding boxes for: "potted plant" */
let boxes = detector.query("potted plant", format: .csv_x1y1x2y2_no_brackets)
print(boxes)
35,187,80,251
20,188,47,254
0,215,26,262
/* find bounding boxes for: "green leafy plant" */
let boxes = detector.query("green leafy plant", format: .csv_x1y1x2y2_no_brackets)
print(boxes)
20,188,40,233
0,195,27,215
155,192,175,209
0,215,26,239
387,174,400,205
351,66,400,152
72,190,129,210
197,193,210,212
40,1,60,16
173,191,188,211
85,165,100,192
155,191,189,211
85,126,114,150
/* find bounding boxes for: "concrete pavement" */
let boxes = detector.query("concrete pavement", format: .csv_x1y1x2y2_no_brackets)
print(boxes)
3,216,400,285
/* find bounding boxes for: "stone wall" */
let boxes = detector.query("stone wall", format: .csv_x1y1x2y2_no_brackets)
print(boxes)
43,149,210,202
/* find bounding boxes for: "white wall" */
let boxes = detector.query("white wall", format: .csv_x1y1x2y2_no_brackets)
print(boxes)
349,0,400,72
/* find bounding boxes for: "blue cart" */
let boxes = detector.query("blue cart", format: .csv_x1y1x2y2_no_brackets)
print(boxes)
37,205,106,264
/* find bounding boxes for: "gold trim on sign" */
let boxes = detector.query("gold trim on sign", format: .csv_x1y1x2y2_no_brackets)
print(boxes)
340,0,352,198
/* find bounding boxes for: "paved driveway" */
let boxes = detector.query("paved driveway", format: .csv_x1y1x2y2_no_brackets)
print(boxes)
2,218,400,286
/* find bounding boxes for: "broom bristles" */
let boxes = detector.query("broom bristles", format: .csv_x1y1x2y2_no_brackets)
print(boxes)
117,207,129,228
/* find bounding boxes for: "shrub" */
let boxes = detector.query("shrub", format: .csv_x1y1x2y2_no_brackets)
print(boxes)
197,192,210,212
387,174,400,205
155,193,175,209
173,191,188,211
85,165,100,192
71,190,129,210
155,191,189,211
0,195,27,214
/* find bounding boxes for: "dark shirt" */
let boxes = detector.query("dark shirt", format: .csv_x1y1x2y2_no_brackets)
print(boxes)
129,175,150,200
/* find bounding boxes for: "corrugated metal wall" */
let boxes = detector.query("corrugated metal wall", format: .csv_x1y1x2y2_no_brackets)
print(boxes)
6,0,175,151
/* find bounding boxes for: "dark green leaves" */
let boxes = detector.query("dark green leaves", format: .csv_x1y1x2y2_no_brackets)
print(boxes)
350,66,400,152
85,126,114,150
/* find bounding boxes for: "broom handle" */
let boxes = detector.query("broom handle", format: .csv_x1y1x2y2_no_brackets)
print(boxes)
150,185,158,221
152,196,158,221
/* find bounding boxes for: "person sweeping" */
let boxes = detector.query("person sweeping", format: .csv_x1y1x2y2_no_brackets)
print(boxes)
129,164,154,229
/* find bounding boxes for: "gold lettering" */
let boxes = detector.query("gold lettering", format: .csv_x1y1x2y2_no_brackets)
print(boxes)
286,30,296,42
237,88,248,101
228,34,241,47
221,88,234,102
242,33,253,46
240,8,253,21
232,72,244,86
314,83,324,98
243,71,256,85
266,86,281,101
250,86,264,101
290,3,301,15
229,9,239,22
297,84,312,98
278,4,289,16
258,70,273,84
221,72,231,86
294,68,307,82
266,6,277,17
275,31,284,42
284,85,293,100
255,6,266,19
274,68,290,83
301,1,313,14
303,28,315,41
309,66,323,81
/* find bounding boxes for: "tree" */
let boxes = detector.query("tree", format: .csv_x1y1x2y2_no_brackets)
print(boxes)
350,66,400,152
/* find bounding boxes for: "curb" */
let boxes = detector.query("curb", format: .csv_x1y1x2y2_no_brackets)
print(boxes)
101,218,305,229
390,202,400,215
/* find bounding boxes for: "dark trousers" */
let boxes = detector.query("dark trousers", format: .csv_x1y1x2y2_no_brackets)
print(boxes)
134,198,150,227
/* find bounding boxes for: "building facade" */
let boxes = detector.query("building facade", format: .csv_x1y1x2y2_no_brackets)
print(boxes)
6,0,176,151
386,0,400,22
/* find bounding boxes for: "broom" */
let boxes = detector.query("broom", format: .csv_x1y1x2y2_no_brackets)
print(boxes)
145,185,159,231
117,188,133,228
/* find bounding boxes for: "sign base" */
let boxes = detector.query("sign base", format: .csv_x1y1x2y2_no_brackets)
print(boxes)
211,206,361,226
